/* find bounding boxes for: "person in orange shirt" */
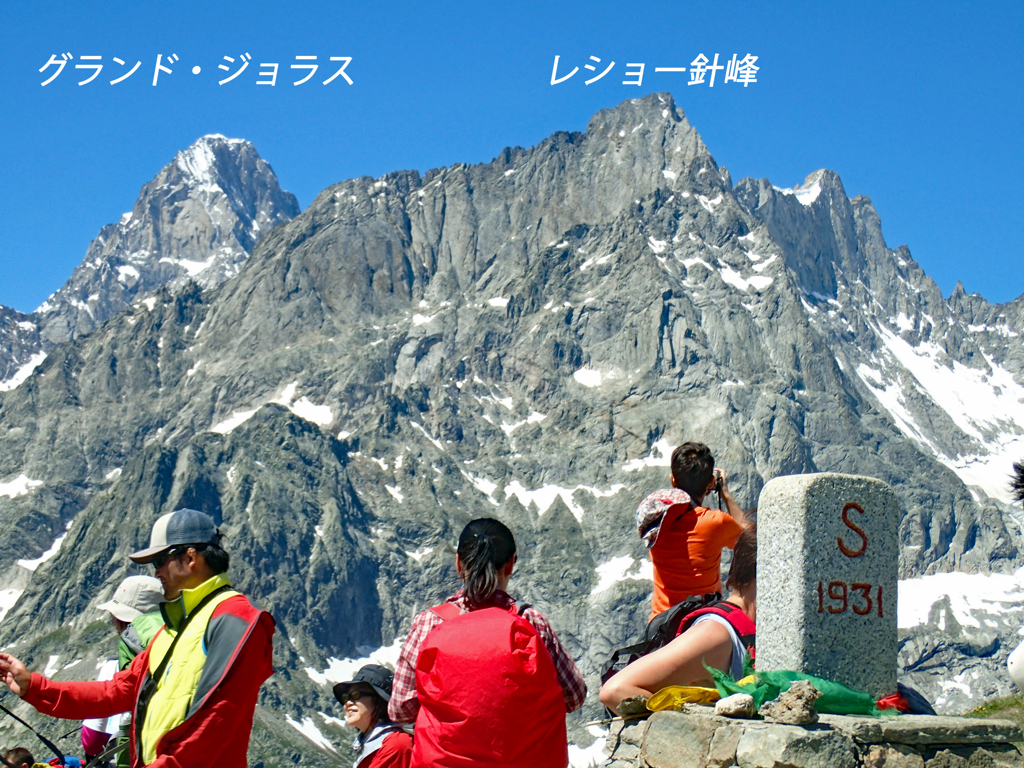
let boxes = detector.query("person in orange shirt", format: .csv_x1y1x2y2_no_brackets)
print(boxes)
636,442,749,620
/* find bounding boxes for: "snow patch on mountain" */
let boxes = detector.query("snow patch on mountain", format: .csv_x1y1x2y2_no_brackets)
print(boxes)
899,567,1024,631
773,174,823,206
210,382,334,433
303,638,404,687
503,480,625,521
569,727,610,767
286,715,336,753
501,411,547,437
0,352,47,391
0,474,43,498
160,255,219,277
460,470,499,502
405,546,434,562
622,439,674,472
0,590,23,624
857,322,1024,502
573,368,621,387
719,266,773,293
175,135,244,185
17,522,72,571
592,555,654,595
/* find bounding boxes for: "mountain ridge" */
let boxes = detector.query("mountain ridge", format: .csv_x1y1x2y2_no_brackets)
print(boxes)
0,94,1021,764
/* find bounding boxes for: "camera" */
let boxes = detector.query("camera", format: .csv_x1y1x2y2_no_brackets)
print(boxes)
714,469,724,492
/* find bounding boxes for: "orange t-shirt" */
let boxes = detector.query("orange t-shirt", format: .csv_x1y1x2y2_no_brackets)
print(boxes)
650,504,743,619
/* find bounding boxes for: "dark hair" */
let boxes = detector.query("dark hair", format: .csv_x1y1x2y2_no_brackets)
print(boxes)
3,747,34,767
725,523,756,590
670,442,715,500
370,691,390,726
195,543,230,575
457,518,517,607
1013,461,1024,505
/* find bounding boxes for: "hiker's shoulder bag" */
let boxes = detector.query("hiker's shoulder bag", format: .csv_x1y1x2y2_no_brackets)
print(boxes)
600,592,721,685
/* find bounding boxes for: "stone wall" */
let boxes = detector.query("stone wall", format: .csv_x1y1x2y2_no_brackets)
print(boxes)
603,709,1023,768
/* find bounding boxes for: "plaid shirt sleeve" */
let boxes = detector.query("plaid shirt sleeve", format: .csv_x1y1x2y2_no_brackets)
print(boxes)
388,609,443,724
521,607,588,713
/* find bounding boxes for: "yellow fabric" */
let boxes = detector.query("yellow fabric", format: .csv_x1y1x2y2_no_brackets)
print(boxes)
737,674,757,687
646,685,721,711
140,574,238,764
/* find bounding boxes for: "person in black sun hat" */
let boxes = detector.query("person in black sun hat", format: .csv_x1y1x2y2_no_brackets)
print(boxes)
333,664,411,768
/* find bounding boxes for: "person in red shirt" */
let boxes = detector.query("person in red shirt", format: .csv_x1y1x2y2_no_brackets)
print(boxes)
333,664,411,768
389,518,585,768
388,519,586,726
637,442,749,620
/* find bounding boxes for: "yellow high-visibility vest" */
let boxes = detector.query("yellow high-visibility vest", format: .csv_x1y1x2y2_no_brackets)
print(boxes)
139,574,238,764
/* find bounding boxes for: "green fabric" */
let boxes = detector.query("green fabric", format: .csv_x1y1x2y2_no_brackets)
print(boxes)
113,611,164,767
710,665,779,710
114,733,130,768
708,666,897,717
117,611,165,670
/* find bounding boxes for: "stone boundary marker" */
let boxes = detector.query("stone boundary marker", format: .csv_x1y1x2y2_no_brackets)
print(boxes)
757,473,899,698
602,710,1024,768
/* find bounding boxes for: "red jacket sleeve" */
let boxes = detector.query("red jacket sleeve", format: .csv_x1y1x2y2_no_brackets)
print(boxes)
24,647,147,720
145,611,274,768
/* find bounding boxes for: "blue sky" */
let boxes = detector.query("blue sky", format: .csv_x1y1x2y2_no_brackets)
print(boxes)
1,0,1020,313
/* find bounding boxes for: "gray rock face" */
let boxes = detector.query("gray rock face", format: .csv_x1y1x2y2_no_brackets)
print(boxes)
0,94,1023,763
37,134,300,345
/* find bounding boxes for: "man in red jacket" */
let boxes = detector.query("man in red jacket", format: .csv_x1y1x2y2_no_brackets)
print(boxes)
0,508,275,768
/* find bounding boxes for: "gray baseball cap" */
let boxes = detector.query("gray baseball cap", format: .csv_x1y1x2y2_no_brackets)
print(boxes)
97,575,165,621
129,508,221,564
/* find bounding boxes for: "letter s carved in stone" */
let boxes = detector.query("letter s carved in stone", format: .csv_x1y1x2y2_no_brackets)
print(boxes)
837,502,868,558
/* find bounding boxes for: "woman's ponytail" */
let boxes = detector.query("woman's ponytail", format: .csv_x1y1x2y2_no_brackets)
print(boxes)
457,518,517,607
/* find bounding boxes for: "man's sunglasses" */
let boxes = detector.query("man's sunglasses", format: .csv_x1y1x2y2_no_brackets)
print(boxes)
152,547,186,570
152,544,208,570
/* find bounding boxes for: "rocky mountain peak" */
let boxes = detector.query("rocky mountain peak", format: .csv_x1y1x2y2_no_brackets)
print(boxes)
172,134,251,183
0,136,301,381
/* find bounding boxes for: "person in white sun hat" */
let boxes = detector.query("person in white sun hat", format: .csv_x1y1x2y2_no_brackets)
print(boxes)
0,508,275,768
83,575,165,765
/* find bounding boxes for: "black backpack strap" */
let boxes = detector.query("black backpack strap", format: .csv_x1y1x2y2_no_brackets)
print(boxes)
599,639,648,684
84,737,129,768
0,699,66,765
643,592,721,645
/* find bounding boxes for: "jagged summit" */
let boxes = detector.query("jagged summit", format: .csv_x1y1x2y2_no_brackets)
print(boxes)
172,134,253,186
0,136,300,386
